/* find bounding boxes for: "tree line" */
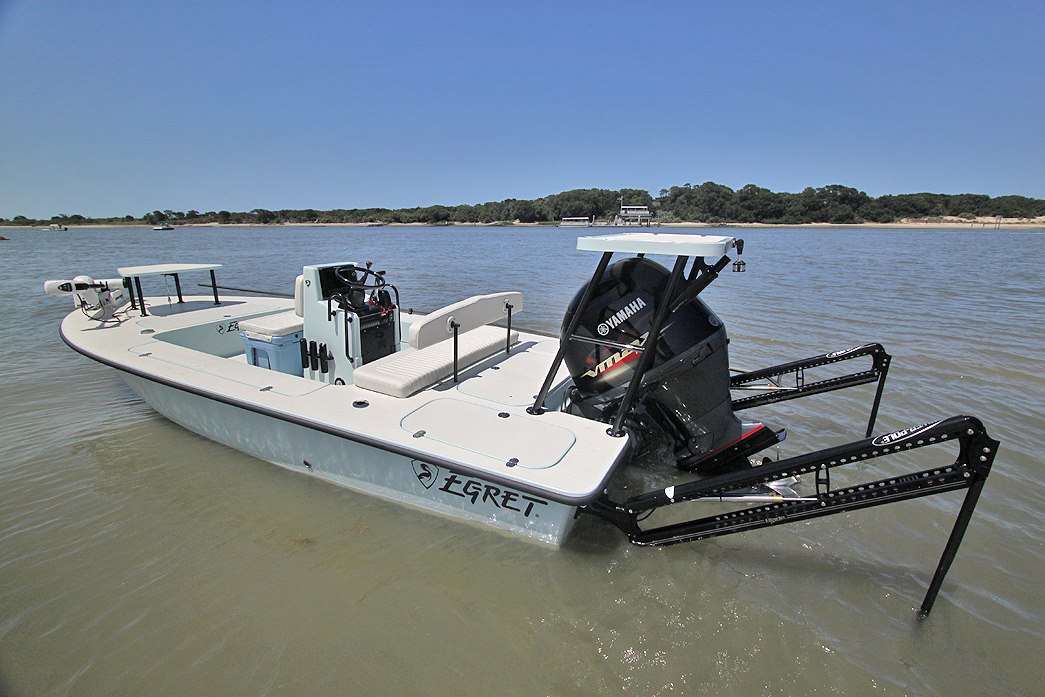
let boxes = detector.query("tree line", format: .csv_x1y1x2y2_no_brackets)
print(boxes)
4,183,1043,227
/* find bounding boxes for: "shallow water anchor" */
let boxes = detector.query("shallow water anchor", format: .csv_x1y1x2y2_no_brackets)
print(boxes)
729,342,892,440
584,415,999,619
918,465,990,619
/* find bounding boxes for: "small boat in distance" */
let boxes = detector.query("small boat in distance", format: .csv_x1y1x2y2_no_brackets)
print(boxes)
42,232,999,619
559,216,593,227
153,224,175,231
47,223,68,231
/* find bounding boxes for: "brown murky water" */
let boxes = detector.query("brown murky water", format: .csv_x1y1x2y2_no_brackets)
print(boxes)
2,225,1042,695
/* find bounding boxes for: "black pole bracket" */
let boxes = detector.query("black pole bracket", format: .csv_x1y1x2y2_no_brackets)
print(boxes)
584,415,998,618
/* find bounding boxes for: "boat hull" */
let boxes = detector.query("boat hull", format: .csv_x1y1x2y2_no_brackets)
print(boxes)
122,373,580,544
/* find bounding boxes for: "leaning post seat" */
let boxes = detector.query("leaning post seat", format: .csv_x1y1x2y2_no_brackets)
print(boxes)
352,292,523,398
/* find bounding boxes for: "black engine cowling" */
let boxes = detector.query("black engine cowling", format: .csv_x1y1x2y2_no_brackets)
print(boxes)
561,257,745,468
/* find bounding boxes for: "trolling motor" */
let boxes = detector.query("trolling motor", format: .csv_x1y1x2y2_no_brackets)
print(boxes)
43,276,128,321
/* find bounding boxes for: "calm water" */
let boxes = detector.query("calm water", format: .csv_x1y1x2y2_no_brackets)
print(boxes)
1,225,1042,696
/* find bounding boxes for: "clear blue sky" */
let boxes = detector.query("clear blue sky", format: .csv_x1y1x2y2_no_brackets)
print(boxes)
1,0,1042,219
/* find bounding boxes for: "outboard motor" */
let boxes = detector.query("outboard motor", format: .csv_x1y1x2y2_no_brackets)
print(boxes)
562,257,763,472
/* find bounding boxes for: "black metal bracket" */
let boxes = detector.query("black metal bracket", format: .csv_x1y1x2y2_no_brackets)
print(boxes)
301,339,334,373
451,320,460,382
325,294,356,364
583,414,998,618
505,303,513,355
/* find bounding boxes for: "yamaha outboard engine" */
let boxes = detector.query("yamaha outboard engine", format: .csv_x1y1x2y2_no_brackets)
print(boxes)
562,257,755,472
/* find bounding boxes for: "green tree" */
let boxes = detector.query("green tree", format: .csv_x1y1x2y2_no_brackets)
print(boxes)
509,199,539,223
735,184,783,222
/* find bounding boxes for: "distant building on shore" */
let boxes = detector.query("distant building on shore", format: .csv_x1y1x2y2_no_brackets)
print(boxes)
614,205,654,227
560,201,656,228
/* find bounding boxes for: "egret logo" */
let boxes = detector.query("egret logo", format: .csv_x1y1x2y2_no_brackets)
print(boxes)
410,461,549,517
412,460,440,489
595,296,647,336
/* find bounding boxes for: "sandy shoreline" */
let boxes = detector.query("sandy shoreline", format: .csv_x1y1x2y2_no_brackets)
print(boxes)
5,217,1044,231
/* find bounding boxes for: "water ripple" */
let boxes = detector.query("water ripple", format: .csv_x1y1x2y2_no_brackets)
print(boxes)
1,225,1042,696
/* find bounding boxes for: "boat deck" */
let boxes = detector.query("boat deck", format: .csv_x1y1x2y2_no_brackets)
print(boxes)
60,295,631,505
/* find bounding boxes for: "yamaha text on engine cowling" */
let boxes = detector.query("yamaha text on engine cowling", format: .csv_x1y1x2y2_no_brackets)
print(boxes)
560,256,775,472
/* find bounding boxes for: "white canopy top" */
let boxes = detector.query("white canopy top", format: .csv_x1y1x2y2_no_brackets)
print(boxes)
577,232,737,257
117,263,222,277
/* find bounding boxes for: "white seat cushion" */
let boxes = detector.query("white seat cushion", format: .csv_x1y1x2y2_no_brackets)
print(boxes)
353,325,518,398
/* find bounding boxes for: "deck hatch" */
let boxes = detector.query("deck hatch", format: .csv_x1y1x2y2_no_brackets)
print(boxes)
400,398,575,470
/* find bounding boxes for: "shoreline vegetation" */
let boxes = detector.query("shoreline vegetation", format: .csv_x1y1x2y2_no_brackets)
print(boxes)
5,182,1044,230
8,219,1044,230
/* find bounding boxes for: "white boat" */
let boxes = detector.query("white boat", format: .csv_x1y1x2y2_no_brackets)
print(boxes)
153,224,175,230
559,216,593,227
44,232,998,618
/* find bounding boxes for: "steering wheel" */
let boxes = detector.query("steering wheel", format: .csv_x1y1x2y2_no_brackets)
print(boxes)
333,264,385,290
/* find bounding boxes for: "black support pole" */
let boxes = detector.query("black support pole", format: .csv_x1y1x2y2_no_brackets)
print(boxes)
209,270,220,305
609,255,689,437
865,356,890,437
529,251,614,414
134,276,147,316
124,278,136,310
505,303,513,355
451,321,460,382
172,273,184,303
919,473,989,619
